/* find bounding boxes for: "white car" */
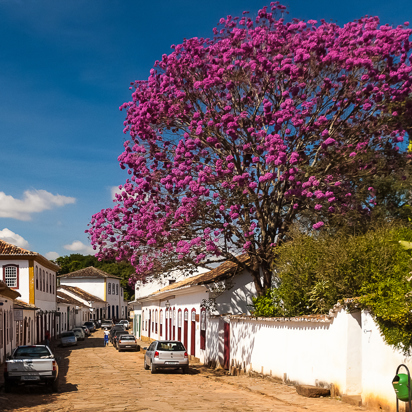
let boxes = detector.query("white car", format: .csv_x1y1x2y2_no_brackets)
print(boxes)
60,331,77,347
119,320,129,330
73,327,85,341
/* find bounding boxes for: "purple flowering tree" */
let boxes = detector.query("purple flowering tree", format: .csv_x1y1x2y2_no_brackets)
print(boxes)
88,3,412,295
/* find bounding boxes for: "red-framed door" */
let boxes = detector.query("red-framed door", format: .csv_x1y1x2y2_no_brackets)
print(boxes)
165,309,168,339
178,309,182,341
173,308,176,340
148,310,151,338
159,310,163,337
184,309,188,349
190,308,196,356
223,321,230,370
169,309,172,340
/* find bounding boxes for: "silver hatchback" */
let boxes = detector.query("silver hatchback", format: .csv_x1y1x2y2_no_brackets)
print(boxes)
144,340,189,374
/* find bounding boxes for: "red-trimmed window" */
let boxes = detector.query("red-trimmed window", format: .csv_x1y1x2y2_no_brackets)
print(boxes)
3,265,19,289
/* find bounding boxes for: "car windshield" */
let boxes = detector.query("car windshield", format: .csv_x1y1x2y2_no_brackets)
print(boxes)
157,342,186,351
84,322,93,326
119,335,134,340
62,332,75,338
14,347,51,358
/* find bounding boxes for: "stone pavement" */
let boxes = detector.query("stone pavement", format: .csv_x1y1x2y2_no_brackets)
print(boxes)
0,330,369,412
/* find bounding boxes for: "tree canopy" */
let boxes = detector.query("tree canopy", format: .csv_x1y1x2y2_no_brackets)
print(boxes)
88,3,412,295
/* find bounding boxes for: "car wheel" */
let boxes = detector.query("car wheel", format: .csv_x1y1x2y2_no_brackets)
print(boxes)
182,366,189,374
150,362,156,374
144,358,149,370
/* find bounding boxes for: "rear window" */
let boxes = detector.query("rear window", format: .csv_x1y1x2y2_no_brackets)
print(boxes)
119,335,135,340
61,332,75,338
157,342,186,351
14,347,51,358
115,331,128,336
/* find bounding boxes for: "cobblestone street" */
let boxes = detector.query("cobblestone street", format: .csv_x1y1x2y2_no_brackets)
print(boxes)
0,330,368,412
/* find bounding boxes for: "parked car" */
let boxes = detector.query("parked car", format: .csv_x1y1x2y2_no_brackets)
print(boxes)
117,334,139,352
101,319,114,329
144,341,189,374
114,323,126,331
73,328,85,341
118,320,129,330
112,330,129,348
83,321,96,333
109,325,125,343
80,325,91,337
60,331,77,347
4,345,59,393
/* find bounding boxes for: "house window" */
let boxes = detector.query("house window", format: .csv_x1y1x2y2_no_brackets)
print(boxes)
116,284,119,295
108,283,111,294
49,273,52,293
43,270,45,291
35,266,38,289
3,265,18,288
46,272,49,293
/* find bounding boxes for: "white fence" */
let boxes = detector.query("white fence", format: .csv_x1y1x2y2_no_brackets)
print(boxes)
205,304,411,411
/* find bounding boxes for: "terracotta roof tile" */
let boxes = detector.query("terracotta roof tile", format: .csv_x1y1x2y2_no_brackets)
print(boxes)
152,254,250,296
58,266,120,280
0,239,60,271
14,299,38,310
0,239,37,256
58,285,105,303
57,291,88,307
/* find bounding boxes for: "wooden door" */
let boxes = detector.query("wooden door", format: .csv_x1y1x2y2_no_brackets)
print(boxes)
223,322,230,370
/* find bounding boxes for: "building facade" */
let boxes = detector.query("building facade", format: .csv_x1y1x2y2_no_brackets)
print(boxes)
58,267,128,321
0,240,59,344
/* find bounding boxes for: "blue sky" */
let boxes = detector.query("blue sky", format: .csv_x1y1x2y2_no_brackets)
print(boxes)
0,0,411,260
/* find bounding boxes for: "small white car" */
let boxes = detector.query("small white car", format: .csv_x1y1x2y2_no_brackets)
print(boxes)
60,331,77,347
119,320,129,330
73,327,85,341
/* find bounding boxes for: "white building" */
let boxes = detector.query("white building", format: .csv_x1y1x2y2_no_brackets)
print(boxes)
130,255,257,363
0,280,20,363
0,239,59,344
57,285,106,323
13,299,37,347
58,267,128,320
56,290,89,333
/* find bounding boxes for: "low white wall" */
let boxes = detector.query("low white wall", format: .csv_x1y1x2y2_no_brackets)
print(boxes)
205,307,411,412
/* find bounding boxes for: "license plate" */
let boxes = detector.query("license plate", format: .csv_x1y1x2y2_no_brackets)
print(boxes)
165,361,179,365
22,375,40,381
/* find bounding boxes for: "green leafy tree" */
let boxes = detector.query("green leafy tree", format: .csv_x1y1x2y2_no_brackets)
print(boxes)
252,223,412,354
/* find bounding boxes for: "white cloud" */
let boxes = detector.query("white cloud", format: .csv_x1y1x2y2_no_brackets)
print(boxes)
64,240,94,255
110,185,122,200
0,189,76,221
0,228,29,248
45,251,59,260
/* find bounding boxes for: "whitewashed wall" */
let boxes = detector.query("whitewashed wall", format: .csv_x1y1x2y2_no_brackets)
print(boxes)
0,294,15,363
205,307,412,412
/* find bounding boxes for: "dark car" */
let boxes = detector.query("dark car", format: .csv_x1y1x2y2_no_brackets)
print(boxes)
113,330,129,348
109,325,125,343
83,322,96,333
144,341,189,374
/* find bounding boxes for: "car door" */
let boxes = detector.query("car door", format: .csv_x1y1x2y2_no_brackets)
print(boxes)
147,342,156,365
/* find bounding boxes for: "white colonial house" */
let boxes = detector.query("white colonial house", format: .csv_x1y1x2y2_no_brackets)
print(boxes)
57,284,106,324
13,299,37,348
0,239,60,344
0,280,20,363
58,267,128,321
130,254,257,363
56,289,89,333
